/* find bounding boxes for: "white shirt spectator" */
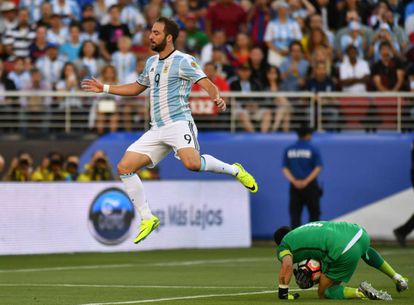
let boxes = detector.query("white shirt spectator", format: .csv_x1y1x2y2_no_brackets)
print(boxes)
80,32,99,44
47,27,69,45
8,71,31,90
111,51,136,84
35,55,65,86
339,58,370,93
264,18,302,51
19,0,44,23
120,4,146,33
50,0,80,25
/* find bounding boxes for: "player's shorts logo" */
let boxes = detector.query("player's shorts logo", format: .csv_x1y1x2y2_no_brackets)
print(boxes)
88,188,135,245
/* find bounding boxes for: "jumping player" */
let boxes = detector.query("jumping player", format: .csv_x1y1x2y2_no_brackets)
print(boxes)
273,221,408,300
82,17,258,244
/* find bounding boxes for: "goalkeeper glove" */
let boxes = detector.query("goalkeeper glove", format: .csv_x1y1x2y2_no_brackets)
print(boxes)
279,286,300,300
294,268,314,289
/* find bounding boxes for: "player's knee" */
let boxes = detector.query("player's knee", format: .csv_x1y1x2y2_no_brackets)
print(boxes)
117,162,133,175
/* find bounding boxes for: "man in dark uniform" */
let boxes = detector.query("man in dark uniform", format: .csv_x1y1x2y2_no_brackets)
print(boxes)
282,126,322,228
393,140,414,247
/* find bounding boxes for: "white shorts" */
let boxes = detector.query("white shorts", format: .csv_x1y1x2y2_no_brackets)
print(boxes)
126,120,199,167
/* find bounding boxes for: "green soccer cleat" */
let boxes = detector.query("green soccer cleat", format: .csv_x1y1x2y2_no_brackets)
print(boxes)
358,281,392,301
396,277,408,293
134,216,160,244
233,163,258,193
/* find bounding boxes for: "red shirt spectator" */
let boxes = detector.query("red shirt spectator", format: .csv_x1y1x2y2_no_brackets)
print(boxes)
190,62,229,116
205,0,247,42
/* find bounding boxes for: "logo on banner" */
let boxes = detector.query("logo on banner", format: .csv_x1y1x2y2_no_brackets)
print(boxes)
88,188,135,245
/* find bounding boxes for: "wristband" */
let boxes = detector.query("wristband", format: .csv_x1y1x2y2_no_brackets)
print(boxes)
103,84,110,93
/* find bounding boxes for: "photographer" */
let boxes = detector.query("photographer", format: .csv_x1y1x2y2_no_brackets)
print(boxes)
5,152,33,182
64,154,80,181
78,150,114,181
32,152,70,181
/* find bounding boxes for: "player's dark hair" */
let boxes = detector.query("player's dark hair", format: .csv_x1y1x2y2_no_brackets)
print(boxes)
273,226,291,245
156,17,179,43
296,124,313,139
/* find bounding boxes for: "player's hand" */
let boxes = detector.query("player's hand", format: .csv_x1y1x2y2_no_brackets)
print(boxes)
214,97,226,112
81,77,103,93
278,287,300,300
294,268,314,289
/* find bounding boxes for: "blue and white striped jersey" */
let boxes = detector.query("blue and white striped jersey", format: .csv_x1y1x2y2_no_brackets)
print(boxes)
137,50,207,127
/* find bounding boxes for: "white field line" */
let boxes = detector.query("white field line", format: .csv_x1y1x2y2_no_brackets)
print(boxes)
0,257,271,273
0,283,270,290
76,288,316,305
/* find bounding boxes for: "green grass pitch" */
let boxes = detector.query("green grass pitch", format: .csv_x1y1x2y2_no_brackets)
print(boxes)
0,246,412,305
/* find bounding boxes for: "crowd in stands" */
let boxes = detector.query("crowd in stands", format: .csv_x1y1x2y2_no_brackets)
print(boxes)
0,150,159,181
0,0,414,133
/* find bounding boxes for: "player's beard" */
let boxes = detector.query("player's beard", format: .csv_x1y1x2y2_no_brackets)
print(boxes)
151,36,167,53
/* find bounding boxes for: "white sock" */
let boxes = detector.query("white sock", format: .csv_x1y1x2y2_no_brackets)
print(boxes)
120,173,153,220
200,154,239,176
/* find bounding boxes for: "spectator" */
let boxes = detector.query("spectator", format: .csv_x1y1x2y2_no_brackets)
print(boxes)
205,0,247,43
20,68,52,134
3,8,36,58
232,33,252,67
0,1,18,34
369,23,401,62
230,63,271,133
210,47,235,80
47,14,69,45
64,154,80,181
305,61,339,130
56,62,82,109
19,0,44,24
119,0,146,35
175,29,189,53
50,0,81,25
144,3,162,29
80,17,99,44
248,46,268,87
37,2,53,27
36,44,65,89
334,10,373,60
280,41,309,92
173,0,190,30
185,13,209,56
0,154,4,178
264,65,291,132
339,21,366,60
91,64,121,134
191,62,230,117
282,125,322,228
368,1,389,30
131,28,155,60
75,40,105,79
384,10,408,52
265,0,302,67
59,23,82,62
288,0,315,22
29,25,50,62
78,150,114,181
304,13,334,49
8,57,31,90
336,0,373,30
0,59,17,109
200,30,233,68
307,27,333,61
81,4,95,20
371,41,404,92
111,36,136,84
247,0,271,47
92,0,111,24
339,45,370,93
5,152,33,182
312,0,340,31
98,4,131,61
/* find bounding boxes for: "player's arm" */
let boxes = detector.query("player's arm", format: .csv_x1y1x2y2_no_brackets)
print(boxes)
196,77,226,112
278,254,300,300
81,77,147,96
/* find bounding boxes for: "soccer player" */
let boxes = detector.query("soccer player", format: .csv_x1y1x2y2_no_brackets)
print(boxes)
81,17,258,244
273,221,408,300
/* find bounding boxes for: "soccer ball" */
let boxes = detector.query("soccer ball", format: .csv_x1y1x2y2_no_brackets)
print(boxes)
297,259,321,283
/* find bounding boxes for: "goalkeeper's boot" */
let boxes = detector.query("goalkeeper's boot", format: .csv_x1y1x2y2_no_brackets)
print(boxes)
358,281,392,301
233,163,258,193
134,216,160,244
395,277,408,293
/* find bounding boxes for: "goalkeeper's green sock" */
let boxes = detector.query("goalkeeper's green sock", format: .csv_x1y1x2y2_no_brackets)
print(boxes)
324,285,366,299
362,247,402,282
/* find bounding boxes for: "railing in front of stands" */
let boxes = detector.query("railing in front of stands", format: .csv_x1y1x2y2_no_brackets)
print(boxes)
0,91,413,134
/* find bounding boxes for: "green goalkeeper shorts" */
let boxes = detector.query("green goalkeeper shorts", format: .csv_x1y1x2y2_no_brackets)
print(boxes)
324,228,371,283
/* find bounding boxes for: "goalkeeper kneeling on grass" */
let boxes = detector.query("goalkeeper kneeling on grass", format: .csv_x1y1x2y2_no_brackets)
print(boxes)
273,221,408,300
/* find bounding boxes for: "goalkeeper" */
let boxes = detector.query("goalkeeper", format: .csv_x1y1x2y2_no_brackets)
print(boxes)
273,221,408,300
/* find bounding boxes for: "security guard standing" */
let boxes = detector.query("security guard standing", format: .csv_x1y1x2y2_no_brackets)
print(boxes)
282,126,322,229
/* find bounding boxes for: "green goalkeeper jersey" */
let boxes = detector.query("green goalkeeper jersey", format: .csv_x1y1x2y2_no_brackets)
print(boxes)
277,221,363,269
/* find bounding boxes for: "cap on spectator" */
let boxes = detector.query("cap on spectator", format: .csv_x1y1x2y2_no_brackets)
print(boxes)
348,21,360,31
273,0,289,9
0,1,16,11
